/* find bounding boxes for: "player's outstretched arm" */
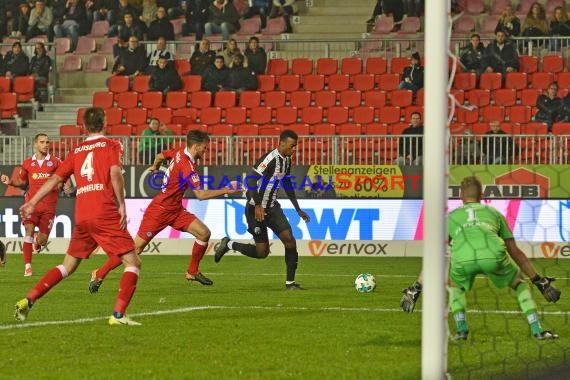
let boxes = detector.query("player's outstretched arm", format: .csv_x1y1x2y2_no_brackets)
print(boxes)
505,238,561,303
19,174,63,217
0,173,26,188
193,181,243,201
148,153,165,172
110,165,128,230
282,177,310,222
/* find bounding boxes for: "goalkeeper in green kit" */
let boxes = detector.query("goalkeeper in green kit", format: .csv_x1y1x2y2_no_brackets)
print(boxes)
400,176,560,340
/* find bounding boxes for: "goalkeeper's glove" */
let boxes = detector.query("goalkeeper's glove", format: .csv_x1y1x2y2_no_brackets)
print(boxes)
400,282,422,312
532,275,561,303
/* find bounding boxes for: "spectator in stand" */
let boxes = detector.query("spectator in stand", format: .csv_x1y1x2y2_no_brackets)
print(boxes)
147,6,174,40
29,42,52,102
2,1,22,39
366,0,382,24
149,55,182,94
183,0,209,40
380,0,405,29
138,118,173,164
550,6,570,51
16,3,32,40
244,36,267,75
4,42,30,81
269,0,296,34
393,111,423,166
139,0,157,28
459,33,484,74
482,31,519,76
116,11,145,42
90,0,117,23
243,0,270,30
201,55,229,93
26,0,53,41
495,4,520,38
148,36,173,68
521,2,549,46
53,0,87,52
481,121,517,164
189,39,216,76
111,36,148,87
205,0,241,41
534,82,561,131
221,38,247,68
108,0,140,37
398,51,423,94
225,53,258,94
558,92,570,122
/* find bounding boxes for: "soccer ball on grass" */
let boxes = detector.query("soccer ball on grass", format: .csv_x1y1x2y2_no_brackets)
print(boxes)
355,273,376,293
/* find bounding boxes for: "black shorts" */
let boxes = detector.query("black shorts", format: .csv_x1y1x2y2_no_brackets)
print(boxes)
246,203,292,243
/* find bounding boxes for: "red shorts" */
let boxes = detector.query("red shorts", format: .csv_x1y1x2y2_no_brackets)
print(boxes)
23,210,55,235
137,204,197,242
67,216,135,259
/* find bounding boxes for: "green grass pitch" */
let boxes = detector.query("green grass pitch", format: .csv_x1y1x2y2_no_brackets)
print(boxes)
0,254,568,379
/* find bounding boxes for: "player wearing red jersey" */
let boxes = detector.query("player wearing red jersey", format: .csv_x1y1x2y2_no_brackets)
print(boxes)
88,129,241,293
15,107,142,326
0,133,68,276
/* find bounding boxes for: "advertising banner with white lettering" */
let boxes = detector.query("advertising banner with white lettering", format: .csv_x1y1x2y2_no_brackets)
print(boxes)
2,198,569,242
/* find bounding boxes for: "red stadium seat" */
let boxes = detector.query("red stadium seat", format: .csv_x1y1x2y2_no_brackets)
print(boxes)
275,107,298,124
149,107,173,124
132,75,150,94
108,124,132,136
89,20,109,37
125,108,148,125
84,54,108,72
258,124,283,135
166,91,189,109
519,55,538,74
182,75,202,93
264,91,287,108
108,76,130,93
257,75,276,92
61,55,82,72
53,38,71,55
376,73,400,91
530,72,554,90
479,73,502,91
398,17,421,33
199,107,222,125
301,106,324,124
519,88,540,106
364,123,389,135
60,124,82,136
314,90,337,108
328,74,350,92
0,77,11,93
390,57,411,75
466,89,491,107
73,36,96,54
115,91,139,110
13,76,34,102
141,91,164,109
339,90,362,108
352,74,375,91
508,105,532,123
453,15,476,34
289,123,310,135
453,72,477,90
277,74,301,92
492,89,516,106
239,91,261,108
209,124,234,135
480,105,505,122
390,89,413,107
542,55,563,73
352,106,375,125
455,107,478,123
341,57,363,75
364,90,387,108
214,91,236,108
326,106,349,125
189,91,212,108
311,123,336,135
378,106,401,124
303,74,325,92
175,59,191,76
365,57,388,75
291,58,313,76
372,15,394,34
289,91,311,108
267,58,288,76
250,107,272,124
0,93,18,118
225,107,247,125
504,72,528,90
316,58,338,76
92,91,114,108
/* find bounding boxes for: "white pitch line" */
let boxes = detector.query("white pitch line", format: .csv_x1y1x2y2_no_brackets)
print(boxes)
1,305,569,331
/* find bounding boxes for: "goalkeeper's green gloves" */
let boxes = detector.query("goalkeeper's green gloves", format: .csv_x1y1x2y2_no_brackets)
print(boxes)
400,282,422,312
532,275,561,303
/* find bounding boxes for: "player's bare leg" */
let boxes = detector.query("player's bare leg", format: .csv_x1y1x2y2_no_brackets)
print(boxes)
33,232,49,253
184,219,213,286
214,238,269,262
90,236,149,294
279,229,304,290
22,224,36,276
109,251,142,326
15,254,81,321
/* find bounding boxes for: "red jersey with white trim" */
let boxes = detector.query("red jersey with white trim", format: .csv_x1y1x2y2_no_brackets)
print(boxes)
150,147,200,212
19,154,61,212
55,136,123,222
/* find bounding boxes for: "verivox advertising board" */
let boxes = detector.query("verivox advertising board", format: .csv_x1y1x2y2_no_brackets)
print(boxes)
2,198,570,242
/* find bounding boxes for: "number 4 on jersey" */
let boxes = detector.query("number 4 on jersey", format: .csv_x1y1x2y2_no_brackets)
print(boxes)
81,151,95,182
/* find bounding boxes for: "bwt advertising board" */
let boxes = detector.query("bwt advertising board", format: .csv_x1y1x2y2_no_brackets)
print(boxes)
2,198,570,242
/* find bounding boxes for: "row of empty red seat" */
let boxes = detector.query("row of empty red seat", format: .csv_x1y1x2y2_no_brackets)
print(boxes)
454,71,570,92
0,77,35,102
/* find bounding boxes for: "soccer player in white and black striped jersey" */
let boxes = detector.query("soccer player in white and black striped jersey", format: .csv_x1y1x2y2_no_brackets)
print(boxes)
214,129,311,290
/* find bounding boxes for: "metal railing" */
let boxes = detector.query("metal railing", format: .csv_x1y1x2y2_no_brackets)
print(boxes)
1,134,568,166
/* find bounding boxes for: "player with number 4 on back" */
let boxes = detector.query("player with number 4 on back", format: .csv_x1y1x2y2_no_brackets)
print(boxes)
89,129,243,293
400,176,560,341
15,107,142,326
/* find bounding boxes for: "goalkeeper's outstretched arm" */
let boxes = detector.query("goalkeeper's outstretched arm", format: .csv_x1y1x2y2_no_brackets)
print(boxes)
400,272,423,313
505,238,561,303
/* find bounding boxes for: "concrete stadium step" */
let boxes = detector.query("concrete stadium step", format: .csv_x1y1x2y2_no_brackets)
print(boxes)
294,22,367,34
55,86,105,104
20,121,63,137
307,6,371,16
295,15,369,26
